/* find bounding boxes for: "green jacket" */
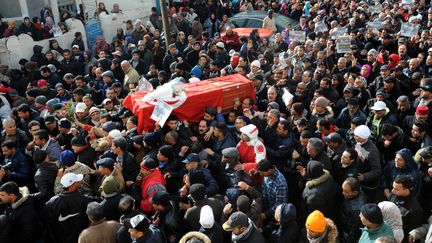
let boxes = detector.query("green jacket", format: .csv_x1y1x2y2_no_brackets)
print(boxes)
358,222,394,243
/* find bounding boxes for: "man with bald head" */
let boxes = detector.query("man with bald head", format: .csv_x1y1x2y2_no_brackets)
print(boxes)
121,60,140,90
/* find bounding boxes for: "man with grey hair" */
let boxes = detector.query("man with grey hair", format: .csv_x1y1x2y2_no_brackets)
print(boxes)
78,202,120,243
0,117,31,153
120,60,140,91
307,137,333,174
395,95,414,129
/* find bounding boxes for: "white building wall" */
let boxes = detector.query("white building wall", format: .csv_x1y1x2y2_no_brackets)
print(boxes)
0,19,86,69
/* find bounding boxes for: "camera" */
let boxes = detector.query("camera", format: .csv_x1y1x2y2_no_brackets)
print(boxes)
1,162,13,171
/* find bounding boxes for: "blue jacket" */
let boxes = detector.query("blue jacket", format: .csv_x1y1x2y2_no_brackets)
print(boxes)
2,151,32,187
335,108,367,134
383,148,420,194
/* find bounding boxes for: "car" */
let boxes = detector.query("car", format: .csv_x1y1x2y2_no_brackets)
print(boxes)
230,10,299,33
222,27,274,39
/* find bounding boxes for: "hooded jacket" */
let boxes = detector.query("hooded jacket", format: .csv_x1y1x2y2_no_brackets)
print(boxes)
271,203,298,243
237,124,266,172
31,45,45,66
139,168,166,214
378,201,404,243
4,187,36,243
179,231,211,243
383,148,420,194
302,170,337,219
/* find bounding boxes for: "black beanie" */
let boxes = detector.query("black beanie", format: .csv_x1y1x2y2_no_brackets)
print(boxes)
361,203,383,225
189,183,206,201
159,145,174,160
307,160,324,179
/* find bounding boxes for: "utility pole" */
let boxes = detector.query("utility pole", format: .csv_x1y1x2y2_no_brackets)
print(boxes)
160,0,171,50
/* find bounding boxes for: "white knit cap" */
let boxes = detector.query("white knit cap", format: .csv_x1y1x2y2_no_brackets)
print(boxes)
251,60,261,68
108,129,122,139
199,205,214,229
354,125,371,139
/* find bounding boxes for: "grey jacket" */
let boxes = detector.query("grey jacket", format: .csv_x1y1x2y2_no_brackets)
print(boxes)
409,215,432,243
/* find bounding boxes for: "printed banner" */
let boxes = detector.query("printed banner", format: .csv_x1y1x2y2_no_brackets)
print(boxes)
401,22,420,37
315,21,328,33
367,21,383,33
331,27,348,39
336,36,352,53
289,30,306,43
150,100,173,127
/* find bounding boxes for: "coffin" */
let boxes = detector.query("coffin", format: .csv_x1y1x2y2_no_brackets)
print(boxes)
122,74,255,133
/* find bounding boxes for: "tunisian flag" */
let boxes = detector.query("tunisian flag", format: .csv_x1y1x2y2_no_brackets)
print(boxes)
123,74,255,133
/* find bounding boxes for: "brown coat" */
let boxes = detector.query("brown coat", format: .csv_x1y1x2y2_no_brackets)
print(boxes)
78,220,120,243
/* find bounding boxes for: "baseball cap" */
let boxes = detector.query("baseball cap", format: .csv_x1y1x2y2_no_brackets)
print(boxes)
72,44,79,49
150,191,171,206
295,118,308,126
96,158,115,170
102,98,113,105
64,73,74,79
127,214,150,232
102,71,114,78
89,106,100,115
182,153,200,164
347,98,359,107
60,173,83,188
216,42,225,49
222,147,239,159
420,85,432,92
204,107,217,116
324,133,342,143
419,146,432,158
223,212,249,231
370,101,387,111
44,115,57,125
59,118,72,129
37,79,48,87
380,65,390,71
75,102,87,113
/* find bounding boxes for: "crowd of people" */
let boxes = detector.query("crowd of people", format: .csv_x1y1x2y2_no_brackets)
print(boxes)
1,0,432,242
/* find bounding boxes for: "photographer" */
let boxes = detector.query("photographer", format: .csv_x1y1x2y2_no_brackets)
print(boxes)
0,140,33,188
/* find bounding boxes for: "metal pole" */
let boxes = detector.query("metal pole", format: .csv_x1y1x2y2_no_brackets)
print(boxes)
160,0,171,50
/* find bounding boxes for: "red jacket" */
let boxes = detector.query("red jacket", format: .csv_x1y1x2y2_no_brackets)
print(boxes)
221,31,241,51
139,168,166,214
236,142,264,186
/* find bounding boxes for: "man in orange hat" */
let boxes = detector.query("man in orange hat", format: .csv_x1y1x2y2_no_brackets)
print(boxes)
301,210,339,242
